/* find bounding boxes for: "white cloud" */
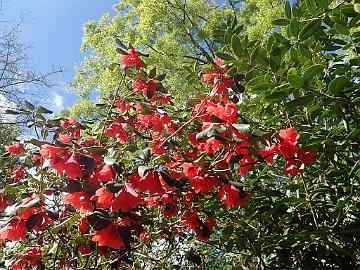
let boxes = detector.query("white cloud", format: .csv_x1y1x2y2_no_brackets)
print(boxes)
52,92,64,109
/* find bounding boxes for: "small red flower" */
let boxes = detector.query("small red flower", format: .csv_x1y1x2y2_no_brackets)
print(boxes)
219,184,251,208
112,184,143,213
279,127,299,143
11,167,25,181
92,224,125,249
63,191,94,213
297,149,316,165
284,159,304,177
0,218,26,242
64,154,83,179
5,143,24,155
119,48,143,69
182,163,199,179
0,194,7,212
97,165,115,182
91,187,113,208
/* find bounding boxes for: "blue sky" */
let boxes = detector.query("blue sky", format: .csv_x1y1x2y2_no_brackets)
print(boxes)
4,0,118,112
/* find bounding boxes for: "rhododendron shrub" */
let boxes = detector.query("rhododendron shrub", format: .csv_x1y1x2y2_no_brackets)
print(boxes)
0,44,316,269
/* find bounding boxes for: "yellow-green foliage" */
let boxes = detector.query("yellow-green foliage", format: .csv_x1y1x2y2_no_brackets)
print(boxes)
68,0,283,117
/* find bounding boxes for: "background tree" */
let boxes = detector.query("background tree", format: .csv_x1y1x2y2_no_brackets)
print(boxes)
68,0,284,117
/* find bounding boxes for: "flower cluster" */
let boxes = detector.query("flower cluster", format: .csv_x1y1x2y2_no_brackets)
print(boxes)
0,47,316,269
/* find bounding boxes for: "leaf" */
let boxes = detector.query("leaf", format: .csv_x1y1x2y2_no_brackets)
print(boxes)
108,63,118,71
24,101,35,110
287,74,304,89
299,19,321,40
298,43,312,59
5,109,20,115
273,32,289,45
247,76,275,92
231,35,242,58
346,128,360,139
223,265,233,270
215,52,235,61
51,215,80,234
250,46,259,63
284,94,314,109
149,67,156,79
26,214,41,231
115,38,127,50
138,166,153,177
232,124,250,132
158,170,186,188
305,0,318,15
334,23,349,35
328,76,347,95
29,138,48,147
289,19,300,37
272,19,290,26
285,1,292,18
355,3,360,13
304,64,324,81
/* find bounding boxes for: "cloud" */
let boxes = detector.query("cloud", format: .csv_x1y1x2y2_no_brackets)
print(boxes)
52,92,64,109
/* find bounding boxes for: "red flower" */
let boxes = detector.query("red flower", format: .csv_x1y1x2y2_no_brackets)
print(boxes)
284,159,304,177
258,145,276,164
114,99,130,112
0,218,26,242
64,154,83,179
119,48,143,69
112,184,143,213
219,184,251,208
11,167,25,181
63,192,94,213
0,194,7,212
78,244,92,254
182,163,199,179
132,79,158,95
97,165,115,182
91,187,113,208
79,217,88,234
92,224,125,249
190,175,218,193
139,231,151,242
298,149,316,165
5,143,24,155
279,127,299,143
276,140,298,159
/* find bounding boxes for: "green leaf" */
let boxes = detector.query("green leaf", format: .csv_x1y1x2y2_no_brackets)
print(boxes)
304,64,324,81
334,23,349,35
289,19,300,37
223,265,233,270
287,74,304,89
250,46,259,63
215,52,235,61
346,128,360,139
232,124,250,132
328,76,347,95
231,35,242,58
273,32,289,45
284,94,314,109
37,106,53,114
305,0,318,15
299,19,321,40
247,76,275,92
272,19,290,26
285,1,292,19
108,63,118,72
298,43,312,59
149,67,156,79
355,3,360,13
24,101,35,110
115,38,127,50
5,109,20,115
